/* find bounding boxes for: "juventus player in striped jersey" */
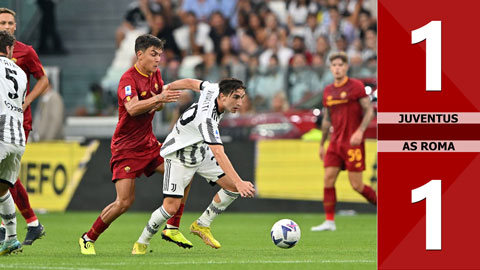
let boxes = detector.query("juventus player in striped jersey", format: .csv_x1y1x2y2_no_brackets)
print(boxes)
132,78,256,254
0,30,27,255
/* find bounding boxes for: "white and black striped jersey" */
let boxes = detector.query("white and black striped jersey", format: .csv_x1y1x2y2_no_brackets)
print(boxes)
160,81,224,166
0,56,27,147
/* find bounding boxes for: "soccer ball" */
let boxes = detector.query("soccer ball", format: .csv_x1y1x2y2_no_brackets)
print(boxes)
270,219,301,248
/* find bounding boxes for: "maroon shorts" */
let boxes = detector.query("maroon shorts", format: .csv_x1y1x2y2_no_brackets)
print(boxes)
323,140,365,172
110,146,164,181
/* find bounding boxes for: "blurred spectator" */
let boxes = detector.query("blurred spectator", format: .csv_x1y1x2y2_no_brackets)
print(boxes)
259,32,293,69
362,27,376,62
288,53,322,104
101,28,143,98
248,55,287,111
217,36,236,66
150,13,180,60
37,0,68,55
287,0,318,26
115,0,160,48
209,11,236,54
32,85,65,141
320,5,358,48
238,33,261,65
181,0,218,23
245,13,264,42
263,11,287,45
315,35,331,60
289,35,313,65
304,13,322,54
218,0,238,27
155,0,182,28
173,11,214,57
271,91,289,113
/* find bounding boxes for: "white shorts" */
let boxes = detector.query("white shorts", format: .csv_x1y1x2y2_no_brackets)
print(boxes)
163,149,224,197
0,141,25,187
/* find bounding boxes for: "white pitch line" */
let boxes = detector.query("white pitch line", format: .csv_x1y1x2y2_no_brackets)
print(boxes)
0,265,104,270
0,259,375,270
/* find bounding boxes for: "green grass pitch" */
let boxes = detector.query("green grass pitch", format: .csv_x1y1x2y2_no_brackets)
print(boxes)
0,212,376,270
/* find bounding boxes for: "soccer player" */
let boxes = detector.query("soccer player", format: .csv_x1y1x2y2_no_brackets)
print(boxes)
131,78,256,254
311,52,377,232
0,30,28,255
0,8,48,245
78,34,194,255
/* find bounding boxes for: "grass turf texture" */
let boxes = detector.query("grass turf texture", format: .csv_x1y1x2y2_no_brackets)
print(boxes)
1,212,376,270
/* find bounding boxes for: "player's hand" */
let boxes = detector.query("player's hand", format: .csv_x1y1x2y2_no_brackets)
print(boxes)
22,99,31,112
350,129,363,146
236,180,256,198
148,102,164,114
319,145,325,161
154,88,181,103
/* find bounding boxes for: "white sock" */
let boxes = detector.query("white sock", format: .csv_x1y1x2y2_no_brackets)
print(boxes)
166,224,178,229
137,206,171,245
27,220,39,227
197,189,239,227
0,191,16,241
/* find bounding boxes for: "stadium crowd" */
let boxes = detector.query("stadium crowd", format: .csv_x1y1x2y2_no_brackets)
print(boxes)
90,0,377,118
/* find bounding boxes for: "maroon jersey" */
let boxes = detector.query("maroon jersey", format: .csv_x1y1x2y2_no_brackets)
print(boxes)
111,65,164,156
12,41,46,132
322,77,367,143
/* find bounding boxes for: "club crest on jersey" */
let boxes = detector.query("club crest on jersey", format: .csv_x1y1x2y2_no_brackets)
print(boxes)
340,91,347,98
125,85,132,96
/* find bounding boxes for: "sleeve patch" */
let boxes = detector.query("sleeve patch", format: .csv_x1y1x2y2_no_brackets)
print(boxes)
125,85,132,96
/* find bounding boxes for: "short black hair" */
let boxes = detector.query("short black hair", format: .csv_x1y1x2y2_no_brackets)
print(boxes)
219,78,246,96
0,30,15,54
134,34,165,53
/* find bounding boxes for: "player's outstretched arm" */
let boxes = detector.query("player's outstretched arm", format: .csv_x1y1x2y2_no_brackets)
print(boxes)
164,78,203,92
350,96,374,146
125,88,180,116
23,75,49,111
208,144,256,198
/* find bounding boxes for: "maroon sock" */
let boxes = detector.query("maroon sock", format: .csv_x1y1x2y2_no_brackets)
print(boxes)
86,216,109,241
361,185,377,206
323,187,336,220
11,180,37,223
167,203,185,228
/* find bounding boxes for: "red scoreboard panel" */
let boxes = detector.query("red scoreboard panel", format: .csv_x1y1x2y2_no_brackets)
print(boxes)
378,1,480,269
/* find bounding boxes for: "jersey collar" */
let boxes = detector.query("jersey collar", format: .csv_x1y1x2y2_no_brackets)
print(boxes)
334,76,349,87
214,98,224,115
134,64,150,78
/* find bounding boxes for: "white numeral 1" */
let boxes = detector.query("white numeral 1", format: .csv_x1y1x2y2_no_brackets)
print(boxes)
411,21,442,91
411,180,442,250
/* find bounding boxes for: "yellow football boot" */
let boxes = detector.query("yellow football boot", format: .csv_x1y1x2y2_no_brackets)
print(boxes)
190,221,221,249
161,228,193,249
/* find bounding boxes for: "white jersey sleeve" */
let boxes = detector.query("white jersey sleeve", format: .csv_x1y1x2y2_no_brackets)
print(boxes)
197,82,222,145
0,57,27,146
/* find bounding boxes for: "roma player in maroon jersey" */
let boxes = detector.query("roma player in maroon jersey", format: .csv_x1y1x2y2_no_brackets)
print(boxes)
311,52,377,232
0,8,49,245
78,34,194,255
